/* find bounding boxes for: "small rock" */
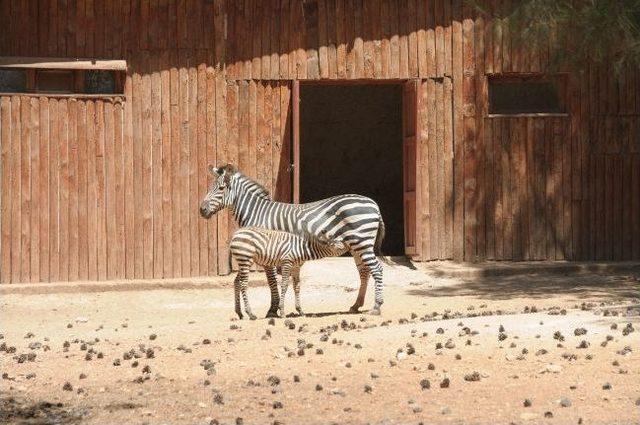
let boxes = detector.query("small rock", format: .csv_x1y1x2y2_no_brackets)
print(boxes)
523,398,532,407
63,382,73,391
560,397,572,407
440,378,450,388
419,379,430,390
574,328,587,336
464,371,481,382
602,382,612,390
364,384,372,393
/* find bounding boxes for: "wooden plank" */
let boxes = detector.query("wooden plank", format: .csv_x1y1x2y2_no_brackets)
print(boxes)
435,0,445,77
271,83,282,197
169,53,182,276
353,0,365,78
444,77,454,259
47,99,60,281
216,72,229,275
113,100,125,278
379,0,390,78
262,83,274,194
372,0,383,78
279,0,290,80
428,79,438,259
493,119,504,259
86,101,98,281
318,0,329,78
436,79,446,258
37,97,51,264
326,0,338,79
227,80,240,272
407,0,418,78
388,0,399,78
161,52,174,278
133,66,144,278
196,59,207,276
484,117,494,259
18,97,30,282
397,0,409,78
416,80,429,260
474,13,486,260
462,3,476,261
79,100,91,282
295,0,307,80
1,98,12,282
335,0,347,78
95,101,107,281
279,83,292,202
188,63,198,277
502,119,513,259
10,97,21,282
260,0,271,80
105,100,118,279
205,61,218,275
0,57,128,71
443,0,452,77
29,98,40,282
151,58,164,278
451,0,464,260
68,99,80,281
292,80,300,203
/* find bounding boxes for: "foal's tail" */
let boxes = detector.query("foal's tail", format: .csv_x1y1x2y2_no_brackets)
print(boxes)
374,216,392,265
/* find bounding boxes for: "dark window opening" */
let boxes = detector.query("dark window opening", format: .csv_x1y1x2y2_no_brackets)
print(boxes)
36,70,74,93
85,70,117,94
489,75,565,115
0,69,26,92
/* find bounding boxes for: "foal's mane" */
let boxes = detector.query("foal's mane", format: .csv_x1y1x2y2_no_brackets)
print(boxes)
235,172,272,200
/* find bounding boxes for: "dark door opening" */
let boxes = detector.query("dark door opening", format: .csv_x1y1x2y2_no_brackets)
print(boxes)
299,84,405,255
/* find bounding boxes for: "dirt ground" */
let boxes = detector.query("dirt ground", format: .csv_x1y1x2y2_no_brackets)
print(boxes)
1,258,639,425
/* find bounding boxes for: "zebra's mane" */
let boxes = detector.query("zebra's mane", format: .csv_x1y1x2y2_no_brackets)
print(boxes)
235,173,272,200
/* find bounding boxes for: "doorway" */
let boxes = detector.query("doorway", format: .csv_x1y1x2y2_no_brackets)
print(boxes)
298,83,405,255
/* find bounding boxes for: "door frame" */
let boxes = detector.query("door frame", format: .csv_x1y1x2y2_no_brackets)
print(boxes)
289,79,421,257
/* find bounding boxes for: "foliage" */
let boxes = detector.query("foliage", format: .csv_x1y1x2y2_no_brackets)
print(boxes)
469,0,640,73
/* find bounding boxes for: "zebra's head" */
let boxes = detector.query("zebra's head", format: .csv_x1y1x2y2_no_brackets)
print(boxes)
199,163,237,219
317,231,347,253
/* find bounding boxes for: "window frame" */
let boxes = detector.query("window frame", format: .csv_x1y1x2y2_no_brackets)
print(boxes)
0,56,126,98
486,73,569,118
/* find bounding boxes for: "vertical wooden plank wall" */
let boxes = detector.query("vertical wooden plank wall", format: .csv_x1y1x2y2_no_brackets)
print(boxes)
1,0,639,284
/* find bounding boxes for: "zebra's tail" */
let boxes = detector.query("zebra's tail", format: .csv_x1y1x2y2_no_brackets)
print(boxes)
374,216,392,264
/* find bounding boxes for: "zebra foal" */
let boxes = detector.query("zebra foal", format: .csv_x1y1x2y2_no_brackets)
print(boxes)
230,227,348,319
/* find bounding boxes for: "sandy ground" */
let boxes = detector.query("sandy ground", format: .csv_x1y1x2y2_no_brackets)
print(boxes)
1,258,639,425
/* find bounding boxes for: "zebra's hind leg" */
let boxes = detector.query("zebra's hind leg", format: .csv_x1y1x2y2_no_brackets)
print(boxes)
349,254,370,313
239,270,257,320
264,266,280,318
350,248,384,315
233,273,243,320
278,262,293,318
292,265,304,316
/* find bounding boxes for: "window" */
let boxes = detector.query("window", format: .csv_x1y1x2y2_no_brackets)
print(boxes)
0,57,126,96
489,75,565,115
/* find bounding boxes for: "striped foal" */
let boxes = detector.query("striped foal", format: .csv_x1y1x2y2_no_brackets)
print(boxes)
230,227,348,319
199,163,387,316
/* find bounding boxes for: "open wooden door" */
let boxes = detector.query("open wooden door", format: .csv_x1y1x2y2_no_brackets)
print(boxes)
403,79,422,259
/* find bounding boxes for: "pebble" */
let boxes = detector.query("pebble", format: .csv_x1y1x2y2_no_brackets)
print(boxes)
464,372,481,382
523,398,532,407
574,328,587,336
440,378,450,388
560,397,572,407
419,379,430,390
63,382,73,391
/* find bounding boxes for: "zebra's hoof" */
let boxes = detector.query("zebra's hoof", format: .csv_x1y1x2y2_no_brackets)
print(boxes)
349,305,361,313
265,310,279,319
249,314,257,320
296,309,305,317
236,312,244,320
368,308,381,316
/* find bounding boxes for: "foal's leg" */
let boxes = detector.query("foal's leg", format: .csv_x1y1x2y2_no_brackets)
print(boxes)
239,269,257,320
233,273,243,319
292,265,304,316
264,266,280,318
278,262,293,318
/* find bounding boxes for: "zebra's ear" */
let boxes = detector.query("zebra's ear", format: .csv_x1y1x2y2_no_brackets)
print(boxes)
208,164,222,176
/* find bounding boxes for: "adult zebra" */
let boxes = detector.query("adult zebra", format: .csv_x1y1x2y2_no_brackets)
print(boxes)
199,163,387,316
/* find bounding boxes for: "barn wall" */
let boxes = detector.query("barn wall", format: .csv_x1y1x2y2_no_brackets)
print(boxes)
1,0,639,283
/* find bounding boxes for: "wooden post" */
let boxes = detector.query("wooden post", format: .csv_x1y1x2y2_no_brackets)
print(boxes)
292,79,300,204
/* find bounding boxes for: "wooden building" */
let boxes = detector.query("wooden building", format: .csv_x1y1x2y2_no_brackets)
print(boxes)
1,0,639,284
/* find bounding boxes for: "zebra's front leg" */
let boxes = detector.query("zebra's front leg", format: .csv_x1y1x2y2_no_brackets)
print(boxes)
264,266,280,318
349,254,370,313
239,271,257,320
233,273,243,320
292,265,304,316
278,262,293,318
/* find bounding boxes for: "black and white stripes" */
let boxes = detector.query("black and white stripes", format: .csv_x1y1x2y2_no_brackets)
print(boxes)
230,227,347,319
200,163,386,316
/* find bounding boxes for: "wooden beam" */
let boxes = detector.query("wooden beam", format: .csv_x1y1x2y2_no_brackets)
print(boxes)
0,57,127,71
